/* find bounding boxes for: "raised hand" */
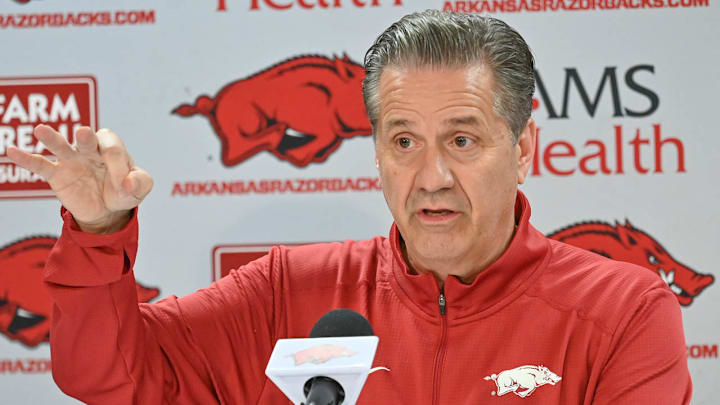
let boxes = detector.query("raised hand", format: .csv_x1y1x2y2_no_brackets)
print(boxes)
6,125,153,234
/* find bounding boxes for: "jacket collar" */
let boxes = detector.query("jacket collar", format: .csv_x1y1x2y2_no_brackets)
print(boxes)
388,191,550,322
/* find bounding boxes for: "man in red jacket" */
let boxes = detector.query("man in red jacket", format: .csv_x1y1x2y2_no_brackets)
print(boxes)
8,10,691,405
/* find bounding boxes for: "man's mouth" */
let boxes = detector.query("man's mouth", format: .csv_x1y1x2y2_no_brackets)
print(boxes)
422,209,455,216
417,208,460,223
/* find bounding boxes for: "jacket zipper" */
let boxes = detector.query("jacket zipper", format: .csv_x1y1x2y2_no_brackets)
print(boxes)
432,291,448,405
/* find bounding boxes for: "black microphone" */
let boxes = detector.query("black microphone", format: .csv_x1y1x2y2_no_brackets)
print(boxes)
309,308,374,338
302,309,374,405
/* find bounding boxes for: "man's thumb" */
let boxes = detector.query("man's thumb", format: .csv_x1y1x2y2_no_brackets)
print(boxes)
124,168,154,201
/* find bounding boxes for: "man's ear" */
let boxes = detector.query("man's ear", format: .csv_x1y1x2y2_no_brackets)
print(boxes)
516,118,537,185
374,156,382,187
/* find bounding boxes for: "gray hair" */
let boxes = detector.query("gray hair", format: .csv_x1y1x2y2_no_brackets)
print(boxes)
362,10,535,143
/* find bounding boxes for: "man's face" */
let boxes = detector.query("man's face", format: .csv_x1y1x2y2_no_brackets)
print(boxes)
375,66,535,277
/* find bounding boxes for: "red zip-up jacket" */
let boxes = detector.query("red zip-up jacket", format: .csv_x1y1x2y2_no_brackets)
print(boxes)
44,192,691,404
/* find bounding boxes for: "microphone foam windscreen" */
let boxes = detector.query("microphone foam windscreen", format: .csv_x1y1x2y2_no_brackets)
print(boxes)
309,309,374,338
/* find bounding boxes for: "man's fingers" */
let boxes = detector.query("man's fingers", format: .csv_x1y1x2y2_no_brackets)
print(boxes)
6,146,55,179
122,168,154,201
75,126,99,156
34,124,75,160
97,128,131,189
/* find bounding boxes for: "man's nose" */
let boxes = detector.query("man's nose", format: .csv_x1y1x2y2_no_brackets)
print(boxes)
415,146,454,192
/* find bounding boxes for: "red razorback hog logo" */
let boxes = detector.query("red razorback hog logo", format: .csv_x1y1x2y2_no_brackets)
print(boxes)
172,54,372,167
548,220,714,306
289,344,357,366
0,236,160,347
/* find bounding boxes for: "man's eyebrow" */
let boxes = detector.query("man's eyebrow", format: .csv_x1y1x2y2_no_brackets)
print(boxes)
384,119,412,131
444,116,482,126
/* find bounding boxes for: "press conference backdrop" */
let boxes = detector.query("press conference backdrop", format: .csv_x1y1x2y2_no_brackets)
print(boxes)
1,0,717,403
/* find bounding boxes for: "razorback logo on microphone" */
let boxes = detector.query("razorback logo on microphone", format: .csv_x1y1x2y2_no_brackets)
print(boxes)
0,76,97,199
172,54,371,168
0,235,160,348
548,220,714,306
290,344,357,365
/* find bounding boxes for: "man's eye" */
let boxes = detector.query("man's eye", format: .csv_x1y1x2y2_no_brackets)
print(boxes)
397,137,413,149
454,136,473,148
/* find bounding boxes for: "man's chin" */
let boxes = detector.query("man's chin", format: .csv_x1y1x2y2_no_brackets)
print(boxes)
408,237,465,263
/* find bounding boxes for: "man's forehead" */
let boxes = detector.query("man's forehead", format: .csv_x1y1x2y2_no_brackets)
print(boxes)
378,64,491,87
377,65,495,108
377,66,496,130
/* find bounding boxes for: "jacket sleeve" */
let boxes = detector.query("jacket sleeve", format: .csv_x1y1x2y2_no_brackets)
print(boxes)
591,287,692,404
44,208,277,405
